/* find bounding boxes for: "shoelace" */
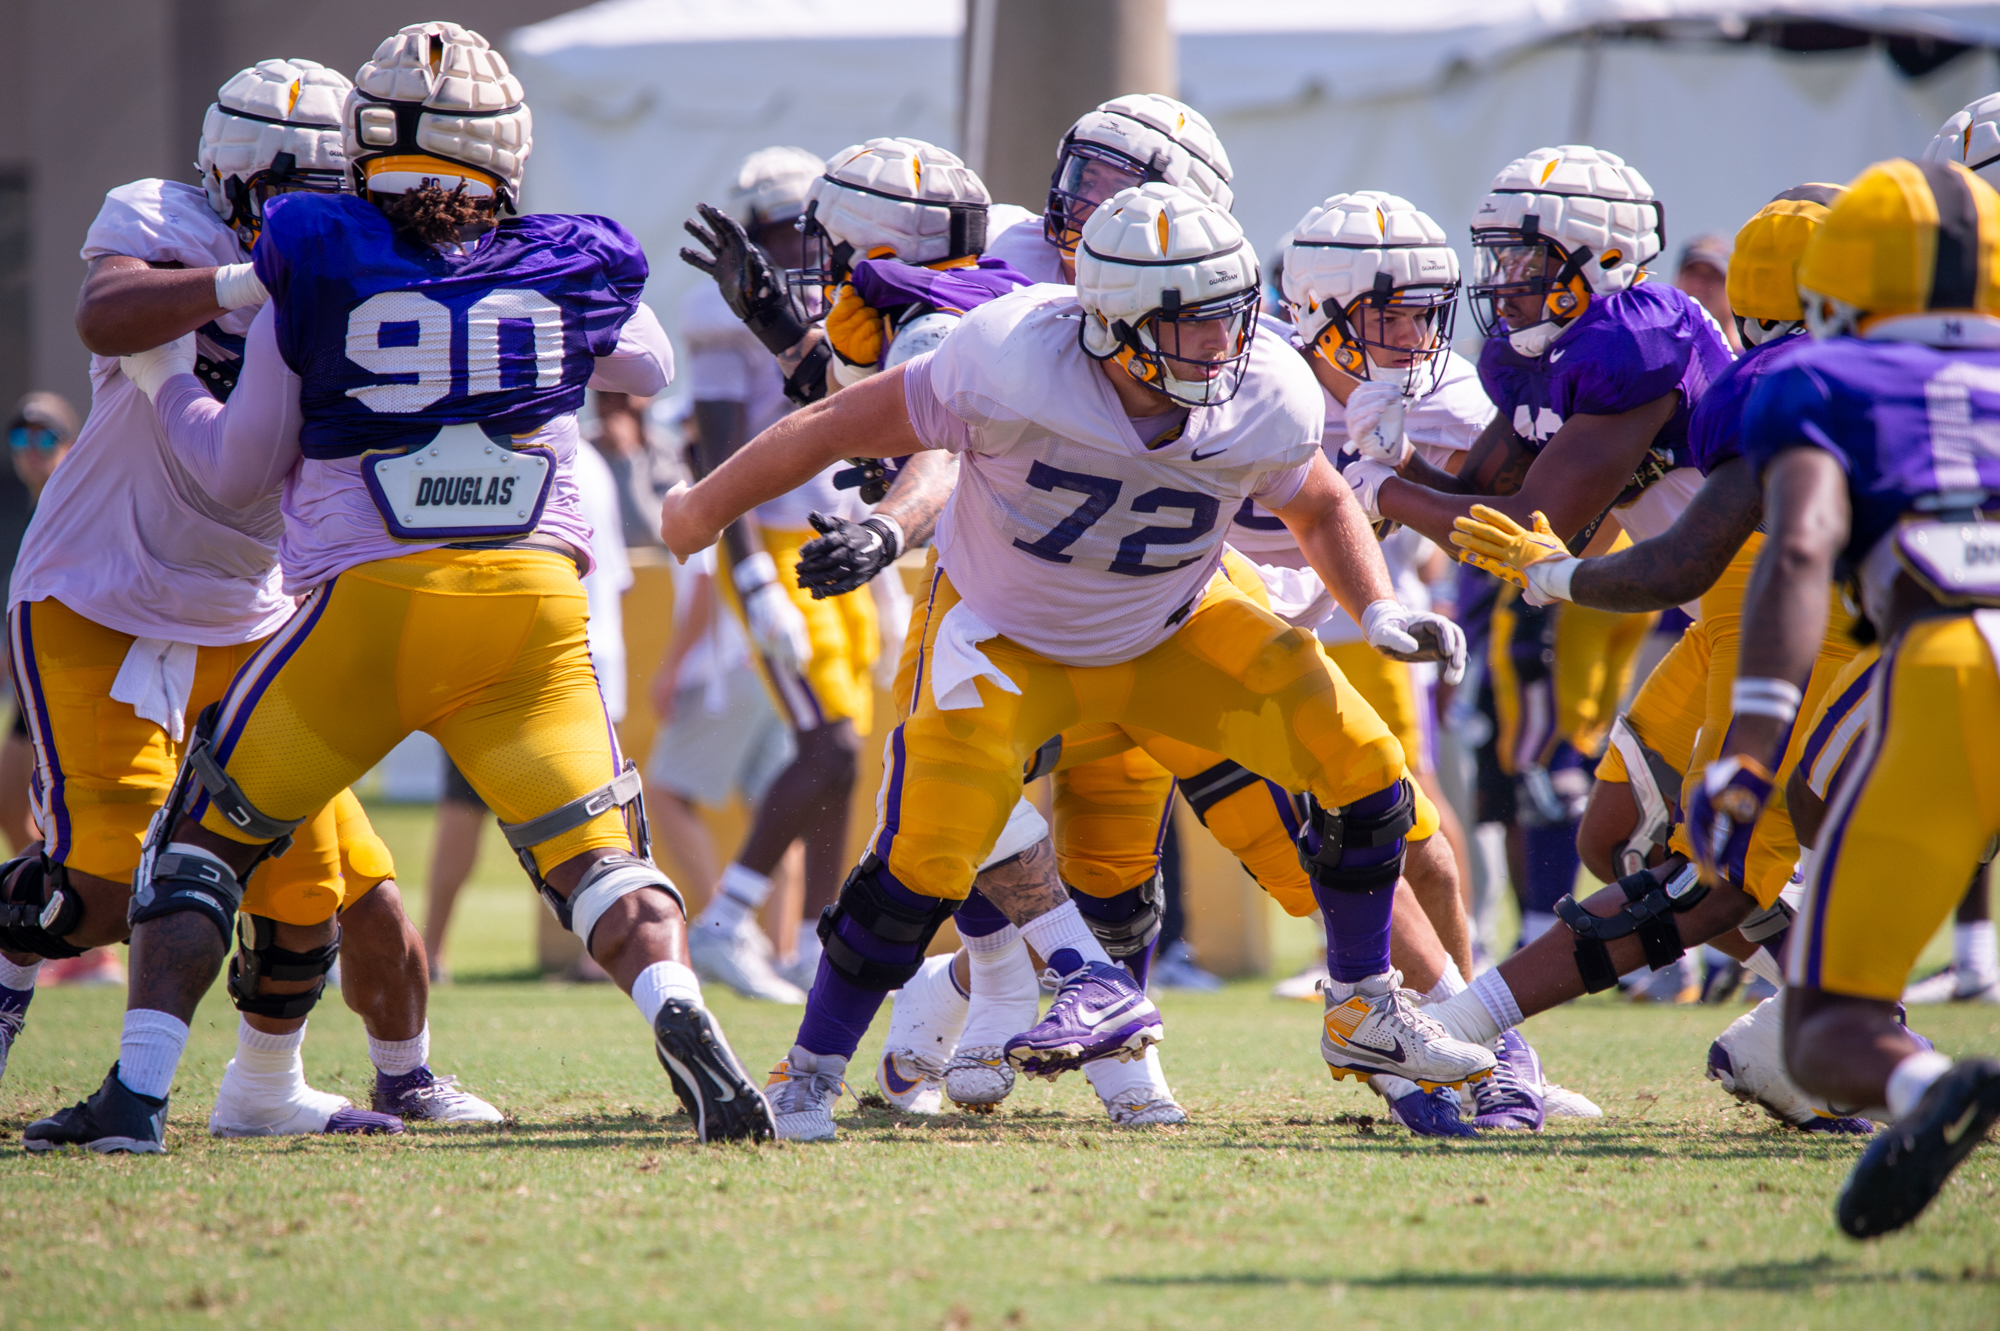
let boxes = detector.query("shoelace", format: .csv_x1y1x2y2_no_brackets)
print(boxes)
398,1074,469,1103
776,1067,847,1112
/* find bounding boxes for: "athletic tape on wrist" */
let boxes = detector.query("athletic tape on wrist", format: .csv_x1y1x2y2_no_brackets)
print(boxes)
866,515,905,562
1731,676,1802,724
213,263,267,310
1527,555,1580,603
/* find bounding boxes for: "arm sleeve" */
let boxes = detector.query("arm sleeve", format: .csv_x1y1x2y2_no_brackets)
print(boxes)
151,303,303,510
588,301,674,396
899,352,970,454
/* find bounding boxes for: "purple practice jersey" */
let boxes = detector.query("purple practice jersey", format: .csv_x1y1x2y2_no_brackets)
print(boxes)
1478,281,1733,500
849,255,1035,317
1742,337,2000,564
254,193,647,460
1686,331,1797,477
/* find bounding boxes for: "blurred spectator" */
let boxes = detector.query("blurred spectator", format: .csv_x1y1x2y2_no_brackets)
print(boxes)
420,431,634,983
592,391,679,547
1675,233,1739,353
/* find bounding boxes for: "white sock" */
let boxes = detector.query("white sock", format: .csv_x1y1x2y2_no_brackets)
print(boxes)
1956,920,1999,984
118,1009,191,1100
1085,1044,1171,1102
234,1018,307,1079
1520,911,1558,945
370,1022,430,1077
1018,900,1111,973
0,955,41,991
700,863,772,933
959,932,1041,1048
1744,947,1786,990
1428,974,1510,1045
1424,958,1467,1004
630,960,703,1025
1885,1049,1955,1121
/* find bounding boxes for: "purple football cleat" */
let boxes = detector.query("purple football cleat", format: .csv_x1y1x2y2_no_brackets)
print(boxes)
372,1066,504,1123
1375,1076,1478,1137
1004,950,1162,1080
1470,1029,1546,1131
322,1107,405,1135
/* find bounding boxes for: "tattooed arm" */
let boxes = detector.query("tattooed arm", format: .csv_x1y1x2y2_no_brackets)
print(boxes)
871,449,960,550
1568,456,1763,612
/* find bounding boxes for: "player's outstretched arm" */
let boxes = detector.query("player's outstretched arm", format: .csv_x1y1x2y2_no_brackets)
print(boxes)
141,303,302,510
1273,454,1397,618
659,364,923,560
1376,391,1678,549
75,255,259,356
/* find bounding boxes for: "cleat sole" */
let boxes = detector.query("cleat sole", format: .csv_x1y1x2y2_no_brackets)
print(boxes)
654,999,776,1144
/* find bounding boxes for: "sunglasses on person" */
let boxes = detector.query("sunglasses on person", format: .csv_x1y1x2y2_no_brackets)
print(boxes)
8,425,65,453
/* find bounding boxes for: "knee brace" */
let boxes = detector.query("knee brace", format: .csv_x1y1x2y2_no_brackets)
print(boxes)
0,853,87,959
128,845,244,945
541,853,686,952
1606,715,1684,876
499,762,649,892
1555,861,1710,993
1180,759,1265,824
1297,780,1416,894
1068,875,1163,960
816,856,960,990
226,914,339,1020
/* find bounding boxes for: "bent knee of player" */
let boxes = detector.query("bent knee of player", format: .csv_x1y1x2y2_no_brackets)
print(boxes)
1576,779,1640,883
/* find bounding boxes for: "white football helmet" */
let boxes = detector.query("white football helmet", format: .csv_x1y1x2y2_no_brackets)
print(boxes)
1075,183,1260,408
1284,191,1459,395
727,146,825,229
344,21,531,210
1923,93,2000,187
1469,145,1663,357
195,59,351,246
792,138,991,317
1046,94,1234,258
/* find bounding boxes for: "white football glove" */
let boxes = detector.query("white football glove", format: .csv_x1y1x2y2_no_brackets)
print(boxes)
734,551,812,674
118,333,197,402
1340,456,1398,522
1362,599,1467,685
1344,381,1413,467
212,263,268,311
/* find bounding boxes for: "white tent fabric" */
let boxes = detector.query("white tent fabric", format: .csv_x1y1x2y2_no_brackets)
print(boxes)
509,1,2000,361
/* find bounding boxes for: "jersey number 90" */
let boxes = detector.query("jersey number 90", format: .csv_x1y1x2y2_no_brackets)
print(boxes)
345,289,566,414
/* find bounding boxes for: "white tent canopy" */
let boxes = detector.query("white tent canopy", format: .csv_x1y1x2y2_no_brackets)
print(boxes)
509,0,2000,357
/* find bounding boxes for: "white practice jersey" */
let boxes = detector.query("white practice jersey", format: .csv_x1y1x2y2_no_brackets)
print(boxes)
1228,346,1492,642
8,179,293,644
678,280,854,532
907,285,1323,666
983,205,1066,285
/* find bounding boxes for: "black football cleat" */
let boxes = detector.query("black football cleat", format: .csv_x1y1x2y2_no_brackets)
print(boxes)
653,998,775,1143
24,1063,169,1154
1837,1057,2000,1239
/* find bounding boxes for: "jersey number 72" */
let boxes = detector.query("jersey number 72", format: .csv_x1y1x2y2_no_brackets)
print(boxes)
1010,460,1220,577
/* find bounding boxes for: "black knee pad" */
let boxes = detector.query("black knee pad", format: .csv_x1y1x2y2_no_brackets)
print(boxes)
128,847,244,945
0,853,87,959
815,856,959,991
1555,861,1710,993
1068,875,1163,959
227,914,339,1020
1297,780,1416,894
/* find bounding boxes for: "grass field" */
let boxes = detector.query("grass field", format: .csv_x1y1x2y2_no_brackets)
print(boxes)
3,804,1997,1330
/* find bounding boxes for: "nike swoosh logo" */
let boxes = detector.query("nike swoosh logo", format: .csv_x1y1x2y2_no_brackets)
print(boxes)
1076,995,1140,1029
1549,349,1565,362
880,1058,921,1096
659,1041,736,1102
1188,446,1228,461
1943,1101,1980,1145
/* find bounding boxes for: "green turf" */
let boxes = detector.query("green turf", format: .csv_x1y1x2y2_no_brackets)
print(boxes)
3,804,1996,1329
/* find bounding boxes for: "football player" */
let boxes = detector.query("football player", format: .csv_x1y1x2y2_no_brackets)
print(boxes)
663,183,1492,1142
1691,159,2000,1236
6,57,495,1143
26,23,770,1152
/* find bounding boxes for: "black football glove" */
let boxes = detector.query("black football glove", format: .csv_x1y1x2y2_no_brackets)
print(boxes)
680,202,810,356
795,511,902,599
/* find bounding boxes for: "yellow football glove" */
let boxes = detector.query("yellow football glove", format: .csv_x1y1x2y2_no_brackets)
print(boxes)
826,282,888,368
1451,505,1579,604
1455,549,1528,589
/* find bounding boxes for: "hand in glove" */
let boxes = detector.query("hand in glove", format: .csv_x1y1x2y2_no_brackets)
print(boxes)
1344,380,1413,467
825,282,888,370
1685,753,1774,887
1449,504,1577,606
1362,599,1467,685
733,551,813,673
119,333,197,402
681,202,810,356
795,511,903,599
1339,455,1397,522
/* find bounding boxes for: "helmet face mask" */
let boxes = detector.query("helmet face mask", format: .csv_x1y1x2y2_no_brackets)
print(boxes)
1469,232,1590,352
1309,274,1456,396
790,199,851,322
1045,141,1153,257
223,150,347,246
1100,285,1261,408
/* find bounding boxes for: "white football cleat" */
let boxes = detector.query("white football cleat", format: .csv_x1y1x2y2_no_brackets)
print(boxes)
1541,1083,1605,1118
944,1046,1014,1112
208,1057,402,1136
763,1045,845,1142
1271,957,1329,1002
1320,971,1497,1090
1902,963,2000,1005
1707,992,1875,1134
688,918,807,1004
876,954,969,1114
1087,1046,1186,1126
